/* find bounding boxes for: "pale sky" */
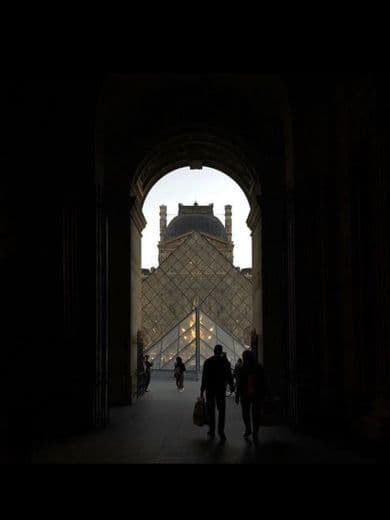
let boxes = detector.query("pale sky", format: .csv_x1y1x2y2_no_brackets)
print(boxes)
141,168,252,269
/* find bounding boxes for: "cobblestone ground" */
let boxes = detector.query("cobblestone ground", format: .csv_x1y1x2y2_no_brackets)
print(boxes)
32,379,376,464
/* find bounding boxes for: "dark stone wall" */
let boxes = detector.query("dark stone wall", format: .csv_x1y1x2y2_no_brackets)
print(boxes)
1,75,389,462
286,75,390,438
1,79,103,462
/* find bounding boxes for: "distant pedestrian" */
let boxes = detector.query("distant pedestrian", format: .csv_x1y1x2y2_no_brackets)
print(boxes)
174,357,186,392
144,355,153,392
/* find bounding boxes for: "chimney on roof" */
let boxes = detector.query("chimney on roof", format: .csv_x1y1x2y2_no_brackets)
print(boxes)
225,205,233,244
160,205,167,241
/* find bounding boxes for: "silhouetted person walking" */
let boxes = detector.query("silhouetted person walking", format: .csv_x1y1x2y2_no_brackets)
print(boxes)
174,357,186,392
236,350,265,442
144,355,153,392
201,345,234,443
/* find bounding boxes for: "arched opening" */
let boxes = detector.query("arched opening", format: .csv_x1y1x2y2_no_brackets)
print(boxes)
99,131,271,417
141,168,252,271
140,167,253,380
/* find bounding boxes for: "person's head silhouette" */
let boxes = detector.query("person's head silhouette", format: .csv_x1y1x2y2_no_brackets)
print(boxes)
214,345,223,357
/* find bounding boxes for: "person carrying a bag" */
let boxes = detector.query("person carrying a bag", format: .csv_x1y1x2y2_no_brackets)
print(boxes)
174,357,186,392
200,345,235,444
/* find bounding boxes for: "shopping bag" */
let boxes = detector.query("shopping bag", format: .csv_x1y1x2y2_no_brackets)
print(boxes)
193,397,208,427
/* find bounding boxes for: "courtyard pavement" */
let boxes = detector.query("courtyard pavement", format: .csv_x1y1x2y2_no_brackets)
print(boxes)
32,378,376,464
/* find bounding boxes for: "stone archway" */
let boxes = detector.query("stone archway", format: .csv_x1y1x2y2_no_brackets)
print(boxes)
132,132,260,202
130,132,264,378
96,74,293,426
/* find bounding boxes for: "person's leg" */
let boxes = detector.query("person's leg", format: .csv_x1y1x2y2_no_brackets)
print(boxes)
216,393,226,439
241,399,252,436
145,373,151,391
206,393,216,437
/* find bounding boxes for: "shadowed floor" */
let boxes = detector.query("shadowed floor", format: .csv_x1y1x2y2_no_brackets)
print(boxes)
32,379,376,464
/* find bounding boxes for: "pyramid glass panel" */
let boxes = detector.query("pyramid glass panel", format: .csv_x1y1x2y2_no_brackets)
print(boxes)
200,340,215,360
161,356,177,371
179,327,196,348
179,341,197,364
145,308,249,373
160,340,179,368
147,341,163,370
143,231,252,367
216,326,235,351
200,325,217,345
161,327,179,352
186,355,197,371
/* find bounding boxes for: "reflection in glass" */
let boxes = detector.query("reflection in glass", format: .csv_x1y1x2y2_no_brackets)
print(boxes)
200,325,217,345
180,327,196,348
180,341,197,364
162,327,179,351
199,312,215,332
217,327,234,350
181,313,196,333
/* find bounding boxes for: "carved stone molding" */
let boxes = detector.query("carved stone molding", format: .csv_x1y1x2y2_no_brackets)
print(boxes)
247,195,262,232
132,132,258,205
130,196,147,234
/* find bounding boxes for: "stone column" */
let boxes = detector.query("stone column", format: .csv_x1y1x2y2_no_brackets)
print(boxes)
106,184,132,406
286,192,298,425
130,197,147,402
250,190,287,424
95,184,109,427
247,198,263,363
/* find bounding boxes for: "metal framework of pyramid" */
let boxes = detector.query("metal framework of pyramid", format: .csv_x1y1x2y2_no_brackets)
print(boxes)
142,232,252,358
145,308,248,372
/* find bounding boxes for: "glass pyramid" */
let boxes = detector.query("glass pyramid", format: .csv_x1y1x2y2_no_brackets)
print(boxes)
142,232,252,350
144,308,249,372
